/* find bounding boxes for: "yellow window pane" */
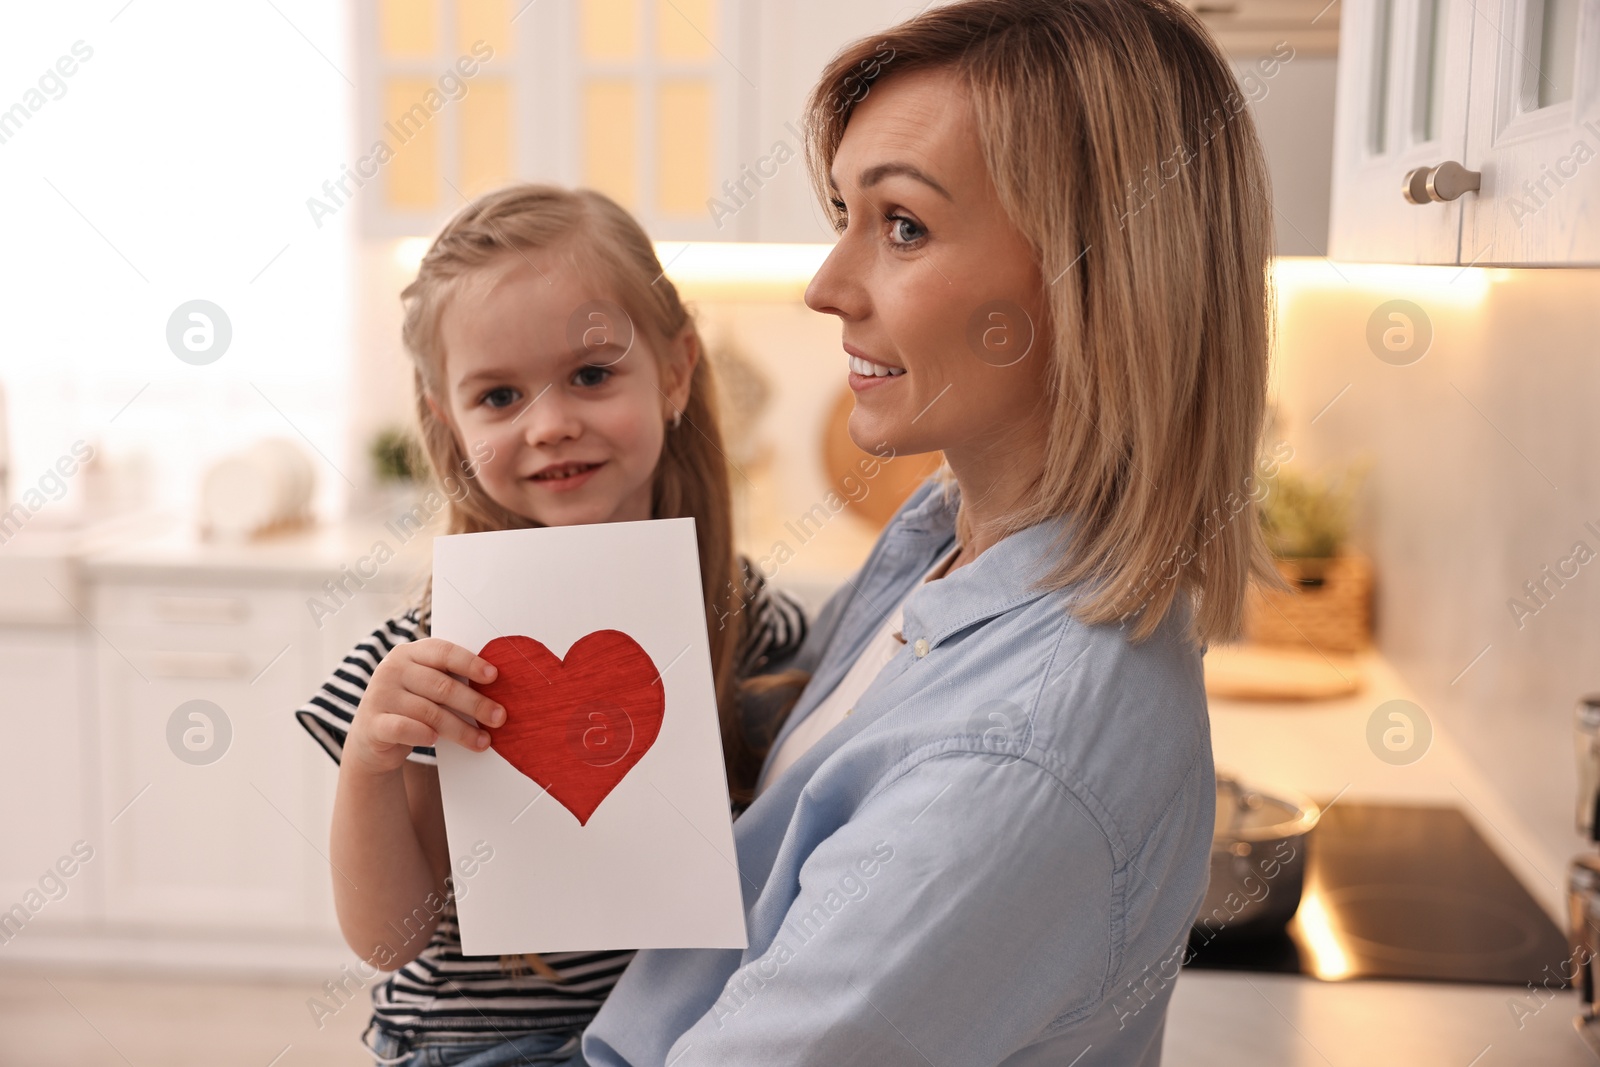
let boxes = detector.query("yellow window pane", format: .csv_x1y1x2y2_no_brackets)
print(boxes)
657,0,713,61
461,78,514,197
457,0,512,59
584,80,638,209
379,0,437,58
582,0,638,61
384,78,441,210
657,79,712,216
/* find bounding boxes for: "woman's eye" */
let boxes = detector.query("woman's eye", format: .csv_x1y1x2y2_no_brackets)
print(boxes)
574,364,613,388
829,198,849,233
886,213,926,246
480,386,519,409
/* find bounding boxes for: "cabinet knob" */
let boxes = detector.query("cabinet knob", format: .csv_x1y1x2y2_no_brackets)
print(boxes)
1403,161,1483,204
1426,160,1482,202
1402,166,1434,204
147,651,253,679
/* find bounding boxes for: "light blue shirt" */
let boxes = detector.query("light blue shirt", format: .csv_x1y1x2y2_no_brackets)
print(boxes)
583,476,1216,1066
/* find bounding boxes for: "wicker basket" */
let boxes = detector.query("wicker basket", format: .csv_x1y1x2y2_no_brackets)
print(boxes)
1244,552,1373,652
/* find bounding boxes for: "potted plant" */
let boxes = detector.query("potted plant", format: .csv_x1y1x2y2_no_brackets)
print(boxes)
1245,458,1375,652
364,425,429,515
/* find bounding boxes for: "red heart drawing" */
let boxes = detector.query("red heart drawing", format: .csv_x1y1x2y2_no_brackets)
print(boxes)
474,630,665,827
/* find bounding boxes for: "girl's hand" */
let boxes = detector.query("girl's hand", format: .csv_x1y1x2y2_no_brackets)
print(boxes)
344,638,505,776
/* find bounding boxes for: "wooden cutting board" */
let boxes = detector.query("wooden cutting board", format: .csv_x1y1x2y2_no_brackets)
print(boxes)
1203,642,1364,701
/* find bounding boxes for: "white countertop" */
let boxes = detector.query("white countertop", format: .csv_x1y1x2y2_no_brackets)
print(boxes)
80,510,434,585
0,506,436,623
1168,649,1596,1064
1167,969,1590,1066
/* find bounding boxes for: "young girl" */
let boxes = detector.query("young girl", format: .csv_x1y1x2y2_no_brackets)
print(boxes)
294,184,807,1067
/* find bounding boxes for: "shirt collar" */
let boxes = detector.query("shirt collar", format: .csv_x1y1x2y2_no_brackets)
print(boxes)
893,479,1078,651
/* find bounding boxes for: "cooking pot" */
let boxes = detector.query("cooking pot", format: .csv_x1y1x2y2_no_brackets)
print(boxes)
1192,773,1320,942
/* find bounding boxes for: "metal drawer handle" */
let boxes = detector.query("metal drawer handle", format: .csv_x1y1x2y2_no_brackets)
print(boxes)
1403,160,1482,204
151,595,250,624
146,651,253,679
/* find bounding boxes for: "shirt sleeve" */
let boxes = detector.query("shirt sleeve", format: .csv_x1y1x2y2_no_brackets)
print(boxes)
293,608,438,767
661,751,1121,1066
730,556,809,678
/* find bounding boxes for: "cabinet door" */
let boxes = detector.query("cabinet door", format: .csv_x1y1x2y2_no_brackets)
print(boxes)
93,584,322,933
562,0,753,242
1328,0,1474,263
0,627,99,933
356,0,520,238
1463,0,1600,265
357,0,754,242
745,0,920,245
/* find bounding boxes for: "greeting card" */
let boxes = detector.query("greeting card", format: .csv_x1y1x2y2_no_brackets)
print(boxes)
431,518,747,954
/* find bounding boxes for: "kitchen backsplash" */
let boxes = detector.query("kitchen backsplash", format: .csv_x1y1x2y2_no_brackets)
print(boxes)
1270,262,1600,880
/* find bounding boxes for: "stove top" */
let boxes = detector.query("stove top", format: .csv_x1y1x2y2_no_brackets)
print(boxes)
1182,800,1572,985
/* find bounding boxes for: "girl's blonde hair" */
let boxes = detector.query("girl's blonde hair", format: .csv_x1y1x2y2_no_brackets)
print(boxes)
806,0,1286,648
399,183,779,802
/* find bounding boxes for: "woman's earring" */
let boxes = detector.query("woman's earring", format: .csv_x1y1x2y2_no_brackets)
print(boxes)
671,409,683,429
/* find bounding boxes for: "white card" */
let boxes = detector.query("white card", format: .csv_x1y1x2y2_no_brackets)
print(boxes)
431,518,748,954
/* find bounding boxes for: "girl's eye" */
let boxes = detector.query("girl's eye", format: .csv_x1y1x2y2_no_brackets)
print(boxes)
829,198,848,233
574,364,613,388
480,386,519,409
886,213,926,247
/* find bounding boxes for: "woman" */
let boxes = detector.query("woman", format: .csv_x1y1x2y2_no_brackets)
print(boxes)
582,0,1279,1063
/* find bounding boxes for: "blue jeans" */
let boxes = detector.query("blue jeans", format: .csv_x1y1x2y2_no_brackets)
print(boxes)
362,1020,590,1067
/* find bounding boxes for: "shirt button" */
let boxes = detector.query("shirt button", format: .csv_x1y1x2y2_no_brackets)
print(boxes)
914,638,930,658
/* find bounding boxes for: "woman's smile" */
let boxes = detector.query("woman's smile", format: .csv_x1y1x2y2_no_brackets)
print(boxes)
846,344,907,392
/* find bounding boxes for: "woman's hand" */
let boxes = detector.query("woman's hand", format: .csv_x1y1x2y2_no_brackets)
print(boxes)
344,638,505,776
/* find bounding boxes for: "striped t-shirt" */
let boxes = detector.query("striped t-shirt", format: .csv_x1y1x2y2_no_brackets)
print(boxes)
294,558,806,1041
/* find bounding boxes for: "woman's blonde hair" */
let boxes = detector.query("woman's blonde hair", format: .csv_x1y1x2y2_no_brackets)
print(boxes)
399,183,780,802
805,0,1287,647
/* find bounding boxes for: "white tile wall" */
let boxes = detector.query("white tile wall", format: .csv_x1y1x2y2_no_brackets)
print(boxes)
1270,261,1600,876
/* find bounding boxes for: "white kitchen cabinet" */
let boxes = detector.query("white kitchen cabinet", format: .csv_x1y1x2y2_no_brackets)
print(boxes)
742,0,924,245
357,0,754,242
91,582,326,934
1331,0,1600,266
1461,0,1600,266
0,515,426,972
0,626,99,933
85,568,419,943
354,0,927,243
1329,0,1474,263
